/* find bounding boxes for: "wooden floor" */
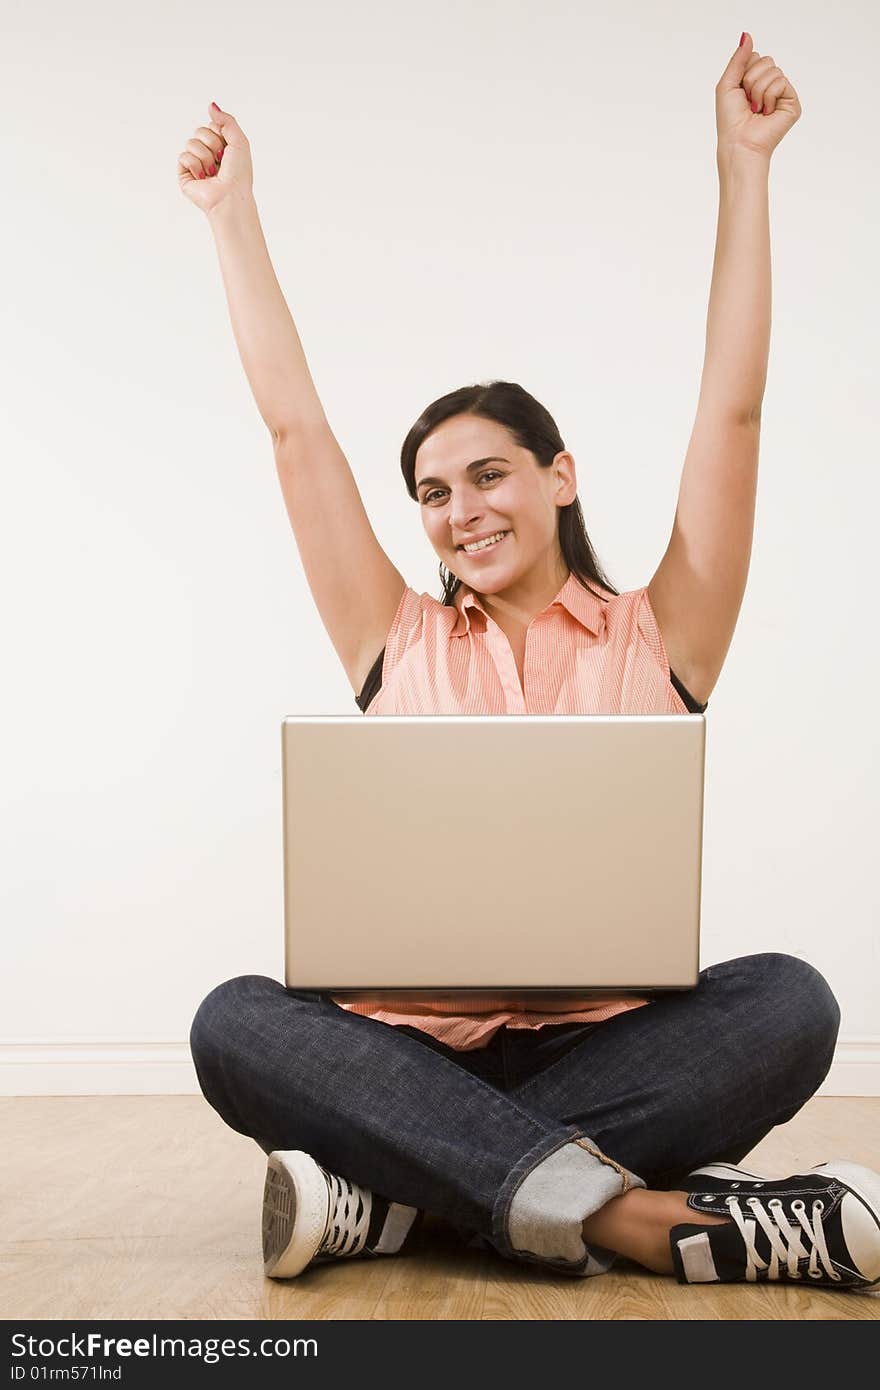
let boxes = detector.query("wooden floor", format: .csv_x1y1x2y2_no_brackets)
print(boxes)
2,1095,879,1320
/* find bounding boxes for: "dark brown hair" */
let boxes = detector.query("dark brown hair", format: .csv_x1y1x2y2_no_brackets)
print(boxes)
400,380,619,606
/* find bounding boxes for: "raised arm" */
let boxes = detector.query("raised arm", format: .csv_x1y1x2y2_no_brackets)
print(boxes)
205,174,328,441
646,35,801,705
177,104,406,696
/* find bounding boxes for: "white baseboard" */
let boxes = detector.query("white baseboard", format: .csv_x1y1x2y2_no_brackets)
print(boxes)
0,1041,200,1096
815,1041,880,1097
0,1038,878,1098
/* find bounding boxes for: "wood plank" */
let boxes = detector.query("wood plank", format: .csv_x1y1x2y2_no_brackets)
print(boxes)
2,1095,879,1319
372,1215,489,1319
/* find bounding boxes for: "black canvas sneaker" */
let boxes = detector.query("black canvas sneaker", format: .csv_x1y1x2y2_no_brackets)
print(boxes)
669,1161,880,1287
262,1149,422,1278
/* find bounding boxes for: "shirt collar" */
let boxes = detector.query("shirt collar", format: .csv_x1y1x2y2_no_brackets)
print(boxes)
449,570,608,638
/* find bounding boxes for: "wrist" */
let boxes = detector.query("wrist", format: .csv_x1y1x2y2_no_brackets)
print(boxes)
206,189,259,229
716,145,771,186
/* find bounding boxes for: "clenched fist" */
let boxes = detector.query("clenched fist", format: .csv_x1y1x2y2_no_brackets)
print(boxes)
177,102,254,213
716,34,802,163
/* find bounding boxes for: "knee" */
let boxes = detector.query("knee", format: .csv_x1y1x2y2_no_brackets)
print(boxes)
750,952,841,1076
189,973,280,1068
760,952,839,1035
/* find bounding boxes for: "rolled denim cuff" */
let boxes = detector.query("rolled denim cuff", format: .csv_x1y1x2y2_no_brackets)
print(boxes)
493,1134,646,1277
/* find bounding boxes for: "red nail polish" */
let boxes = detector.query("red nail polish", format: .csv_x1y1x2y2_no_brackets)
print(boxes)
740,32,746,47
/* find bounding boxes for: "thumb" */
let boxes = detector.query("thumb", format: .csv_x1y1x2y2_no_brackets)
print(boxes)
209,101,245,143
718,31,753,92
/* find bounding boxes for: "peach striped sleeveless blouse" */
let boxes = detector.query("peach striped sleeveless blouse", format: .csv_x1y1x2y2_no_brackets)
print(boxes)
329,572,707,1051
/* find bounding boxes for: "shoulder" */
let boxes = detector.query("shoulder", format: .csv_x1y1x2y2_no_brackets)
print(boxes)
387,586,456,646
365,586,457,691
599,584,673,672
591,584,650,634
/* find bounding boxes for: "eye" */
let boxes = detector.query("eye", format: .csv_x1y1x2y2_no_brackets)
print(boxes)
422,471,503,505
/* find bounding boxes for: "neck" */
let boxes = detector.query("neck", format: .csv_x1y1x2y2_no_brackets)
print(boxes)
470,552,570,630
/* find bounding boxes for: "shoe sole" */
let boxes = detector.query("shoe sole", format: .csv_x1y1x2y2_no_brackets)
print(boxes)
689,1160,880,1287
262,1150,329,1279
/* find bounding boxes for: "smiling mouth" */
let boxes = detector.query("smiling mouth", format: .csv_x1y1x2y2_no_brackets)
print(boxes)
457,530,511,555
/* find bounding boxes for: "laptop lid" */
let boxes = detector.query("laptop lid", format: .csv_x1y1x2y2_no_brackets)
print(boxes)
281,714,705,992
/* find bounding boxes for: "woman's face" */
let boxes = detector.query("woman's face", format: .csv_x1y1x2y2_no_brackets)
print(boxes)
413,414,577,595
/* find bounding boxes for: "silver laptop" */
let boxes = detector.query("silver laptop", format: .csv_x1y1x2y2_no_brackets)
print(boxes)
281,715,706,993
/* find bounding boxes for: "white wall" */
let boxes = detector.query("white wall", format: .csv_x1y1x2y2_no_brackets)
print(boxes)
3,0,878,1095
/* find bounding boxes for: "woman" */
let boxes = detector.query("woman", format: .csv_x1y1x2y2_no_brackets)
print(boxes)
179,36,880,1289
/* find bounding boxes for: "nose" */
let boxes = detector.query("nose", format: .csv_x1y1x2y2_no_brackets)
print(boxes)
449,495,484,534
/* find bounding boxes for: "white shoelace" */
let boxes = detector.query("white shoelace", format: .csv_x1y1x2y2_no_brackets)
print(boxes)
724,1194,840,1282
317,1172,373,1257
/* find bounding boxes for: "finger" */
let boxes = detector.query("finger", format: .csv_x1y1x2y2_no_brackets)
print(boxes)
757,73,789,116
747,65,783,112
184,137,218,177
742,55,776,98
195,123,226,159
178,151,205,182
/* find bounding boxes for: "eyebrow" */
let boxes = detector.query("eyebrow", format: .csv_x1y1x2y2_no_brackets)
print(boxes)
415,457,511,492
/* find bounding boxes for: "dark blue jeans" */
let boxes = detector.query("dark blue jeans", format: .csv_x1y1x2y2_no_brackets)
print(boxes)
189,952,840,1277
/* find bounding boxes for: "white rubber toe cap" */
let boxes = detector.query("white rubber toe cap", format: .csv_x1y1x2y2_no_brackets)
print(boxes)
811,1161,880,1284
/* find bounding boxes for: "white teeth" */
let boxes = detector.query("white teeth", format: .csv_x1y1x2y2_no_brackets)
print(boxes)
462,530,508,553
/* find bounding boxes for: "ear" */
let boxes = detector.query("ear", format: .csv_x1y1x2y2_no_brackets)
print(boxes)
553,451,578,505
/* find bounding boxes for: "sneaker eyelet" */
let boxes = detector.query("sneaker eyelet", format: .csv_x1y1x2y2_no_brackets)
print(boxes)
814,1200,824,1213
769,1198,783,1209
791,1199,805,1212
701,1195,714,1202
